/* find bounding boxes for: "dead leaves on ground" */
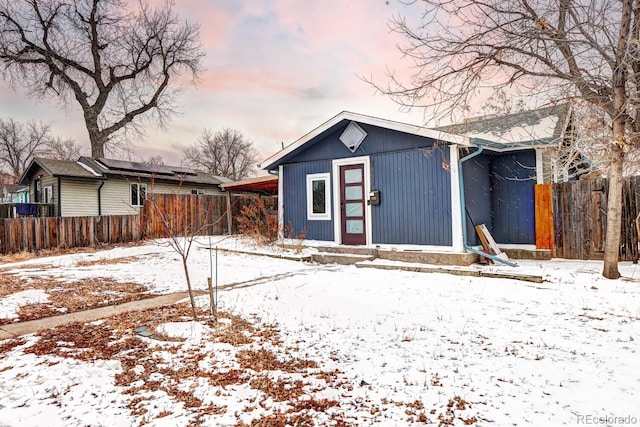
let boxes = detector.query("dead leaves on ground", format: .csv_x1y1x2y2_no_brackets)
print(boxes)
0,273,157,323
5,302,479,426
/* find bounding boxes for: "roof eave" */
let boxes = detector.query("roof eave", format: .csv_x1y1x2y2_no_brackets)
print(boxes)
259,111,469,171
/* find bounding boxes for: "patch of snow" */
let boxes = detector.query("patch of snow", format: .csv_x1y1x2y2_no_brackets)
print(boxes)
0,289,49,320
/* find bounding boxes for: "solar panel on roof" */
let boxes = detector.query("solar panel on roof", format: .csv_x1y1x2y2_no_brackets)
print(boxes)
97,157,175,175
170,166,198,176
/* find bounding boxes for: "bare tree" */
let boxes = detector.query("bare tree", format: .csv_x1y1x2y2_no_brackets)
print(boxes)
144,191,226,321
145,155,165,166
0,0,204,157
0,118,50,179
372,0,639,279
45,136,83,161
183,128,258,180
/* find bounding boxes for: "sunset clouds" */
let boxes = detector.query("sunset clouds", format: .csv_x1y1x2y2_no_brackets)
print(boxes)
0,0,426,167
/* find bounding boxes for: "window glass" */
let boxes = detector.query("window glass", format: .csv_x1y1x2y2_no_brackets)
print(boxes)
344,169,362,184
131,184,139,206
345,186,362,200
312,179,326,214
346,219,364,233
345,202,362,217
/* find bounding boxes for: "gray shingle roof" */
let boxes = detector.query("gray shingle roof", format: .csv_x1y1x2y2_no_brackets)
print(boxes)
19,157,227,187
433,104,570,150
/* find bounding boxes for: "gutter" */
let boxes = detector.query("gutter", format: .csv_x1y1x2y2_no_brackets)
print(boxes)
458,144,518,267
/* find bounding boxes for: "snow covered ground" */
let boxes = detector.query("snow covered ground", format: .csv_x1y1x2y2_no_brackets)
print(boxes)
1,237,639,426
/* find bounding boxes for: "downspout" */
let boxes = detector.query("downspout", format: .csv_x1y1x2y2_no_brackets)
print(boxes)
98,181,105,216
458,144,518,267
57,176,62,217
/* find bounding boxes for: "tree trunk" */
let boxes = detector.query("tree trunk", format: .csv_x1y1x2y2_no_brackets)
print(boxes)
84,109,106,158
602,142,624,279
182,257,199,320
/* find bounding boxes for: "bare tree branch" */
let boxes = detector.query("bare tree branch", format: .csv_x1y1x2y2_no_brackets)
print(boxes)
369,0,640,278
0,0,204,157
183,128,258,180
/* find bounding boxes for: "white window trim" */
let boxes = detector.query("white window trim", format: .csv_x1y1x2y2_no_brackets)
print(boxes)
131,183,147,207
306,173,331,220
43,185,53,204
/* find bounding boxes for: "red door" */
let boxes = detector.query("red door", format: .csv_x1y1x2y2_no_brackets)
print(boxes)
340,164,366,245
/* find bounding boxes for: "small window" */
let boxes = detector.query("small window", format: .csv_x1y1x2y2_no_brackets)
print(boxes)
131,183,147,207
306,173,331,220
191,189,205,195
34,178,42,202
43,186,53,204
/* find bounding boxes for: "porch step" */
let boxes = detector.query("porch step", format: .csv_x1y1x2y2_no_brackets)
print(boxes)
315,246,378,256
500,248,552,260
311,252,376,265
377,249,479,266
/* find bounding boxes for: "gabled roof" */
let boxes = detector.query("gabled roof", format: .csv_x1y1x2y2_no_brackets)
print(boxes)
259,111,470,171
434,104,571,151
19,157,228,187
18,158,105,185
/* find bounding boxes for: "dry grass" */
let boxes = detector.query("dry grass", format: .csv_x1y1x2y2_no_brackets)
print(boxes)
0,241,146,265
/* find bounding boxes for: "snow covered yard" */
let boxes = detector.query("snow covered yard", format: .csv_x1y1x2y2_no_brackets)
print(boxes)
1,238,639,426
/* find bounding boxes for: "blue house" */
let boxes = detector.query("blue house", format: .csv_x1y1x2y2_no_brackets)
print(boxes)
260,105,571,262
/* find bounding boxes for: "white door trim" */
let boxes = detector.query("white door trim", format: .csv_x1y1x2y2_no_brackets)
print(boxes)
332,156,371,245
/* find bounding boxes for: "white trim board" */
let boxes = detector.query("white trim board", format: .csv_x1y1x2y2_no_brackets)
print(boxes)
332,156,372,245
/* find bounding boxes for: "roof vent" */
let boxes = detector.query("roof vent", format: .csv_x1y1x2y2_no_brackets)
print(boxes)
339,121,367,153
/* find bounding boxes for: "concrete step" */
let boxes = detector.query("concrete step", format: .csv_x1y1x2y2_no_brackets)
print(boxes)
315,246,378,256
311,252,376,265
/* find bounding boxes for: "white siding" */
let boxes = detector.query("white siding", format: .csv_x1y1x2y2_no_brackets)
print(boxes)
101,180,139,215
60,180,101,217
100,179,223,216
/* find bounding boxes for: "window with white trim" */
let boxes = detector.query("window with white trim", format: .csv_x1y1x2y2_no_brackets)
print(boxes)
131,183,147,207
306,173,331,220
43,185,53,204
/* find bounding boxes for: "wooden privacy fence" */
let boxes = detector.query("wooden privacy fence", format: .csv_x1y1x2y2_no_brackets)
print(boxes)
0,194,258,255
0,215,141,254
553,176,640,261
141,194,230,239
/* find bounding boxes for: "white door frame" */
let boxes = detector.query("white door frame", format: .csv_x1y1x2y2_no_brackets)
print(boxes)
332,156,372,245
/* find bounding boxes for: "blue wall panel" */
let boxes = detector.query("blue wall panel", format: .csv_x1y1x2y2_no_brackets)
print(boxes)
370,147,452,246
282,161,334,241
490,150,536,244
462,154,492,246
292,122,438,164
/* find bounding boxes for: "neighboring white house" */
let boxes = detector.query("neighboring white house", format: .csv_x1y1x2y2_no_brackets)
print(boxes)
18,157,230,217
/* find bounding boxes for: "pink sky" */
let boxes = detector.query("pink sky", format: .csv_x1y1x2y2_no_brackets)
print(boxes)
0,0,428,170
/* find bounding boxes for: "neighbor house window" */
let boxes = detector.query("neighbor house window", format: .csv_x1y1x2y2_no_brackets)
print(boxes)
131,183,147,206
306,173,331,220
43,186,53,204
34,178,41,202
191,189,205,195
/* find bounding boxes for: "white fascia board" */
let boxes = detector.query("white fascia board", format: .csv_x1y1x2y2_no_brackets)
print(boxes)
259,111,469,170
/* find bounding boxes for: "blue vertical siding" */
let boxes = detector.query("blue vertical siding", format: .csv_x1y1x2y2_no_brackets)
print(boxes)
490,150,536,244
292,121,439,164
370,147,452,246
462,154,492,246
282,161,334,241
